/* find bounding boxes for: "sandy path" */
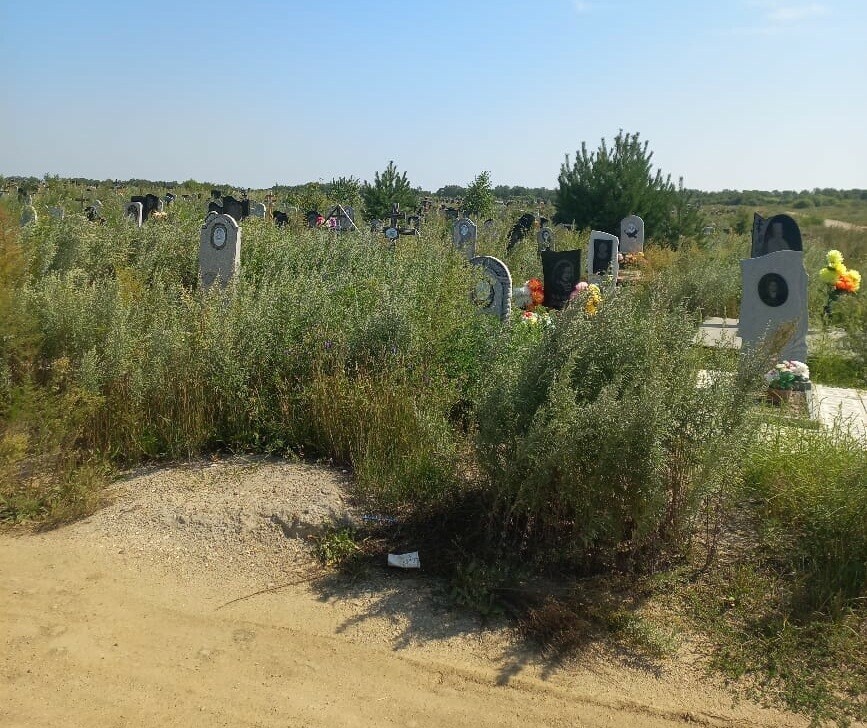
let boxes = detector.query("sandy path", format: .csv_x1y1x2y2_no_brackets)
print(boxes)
823,218,867,231
1,459,806,728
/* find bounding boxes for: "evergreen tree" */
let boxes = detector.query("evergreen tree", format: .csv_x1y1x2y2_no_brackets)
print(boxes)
553,130,704,247
361,161,418,220
462,171,495,218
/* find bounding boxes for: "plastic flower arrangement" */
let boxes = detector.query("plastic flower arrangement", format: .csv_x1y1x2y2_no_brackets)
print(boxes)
764,360,810,390
569,281,602,315
520,310,553,327
513,278,545,311
820,250,861,317
618,252,646,268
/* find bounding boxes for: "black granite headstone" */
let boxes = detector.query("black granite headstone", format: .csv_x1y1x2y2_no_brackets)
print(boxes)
542,249,581,310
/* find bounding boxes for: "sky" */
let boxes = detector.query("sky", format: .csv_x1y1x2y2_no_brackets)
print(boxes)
1,0,866,192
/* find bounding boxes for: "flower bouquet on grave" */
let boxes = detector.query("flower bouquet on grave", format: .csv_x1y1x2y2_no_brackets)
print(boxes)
519,310,553,328
819,250,861,319
763,360,810,404
513,278,545,311
617,251,646,269
569,281,602,316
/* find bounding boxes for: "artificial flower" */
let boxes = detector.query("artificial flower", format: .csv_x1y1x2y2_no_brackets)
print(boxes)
827,250,844,267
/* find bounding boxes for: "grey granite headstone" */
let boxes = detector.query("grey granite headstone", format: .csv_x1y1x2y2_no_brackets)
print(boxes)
620,215,644,253
19,205,37,227
124,201,143,228
470,255,512,321
48,206,64,220
588,231,619,283
453,217,477,259
537,226,554,252
738,250,808,362
249,202,266,219
199,212,241,289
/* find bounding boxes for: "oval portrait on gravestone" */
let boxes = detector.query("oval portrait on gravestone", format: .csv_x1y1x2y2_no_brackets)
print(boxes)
757,273,789,307
211,223,228,250
460,223,470,237
471,277,495,308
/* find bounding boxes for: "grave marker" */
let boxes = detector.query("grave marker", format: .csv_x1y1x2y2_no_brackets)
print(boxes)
48,206,64,220
470,255,512,321
199,212,241,289
537,225,554,252
738,250,808,362
124,201,143,228
619,215,644,253
453,217,477,259
249,202,267,219
19,205,37,227
751,213,802,257
541,250,581,310
588,231,619,283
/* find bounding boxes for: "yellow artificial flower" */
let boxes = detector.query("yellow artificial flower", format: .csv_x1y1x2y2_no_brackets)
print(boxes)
827,250,844,267
819,267,840,285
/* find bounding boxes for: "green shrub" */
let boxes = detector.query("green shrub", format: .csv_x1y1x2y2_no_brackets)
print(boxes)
475,287,758,570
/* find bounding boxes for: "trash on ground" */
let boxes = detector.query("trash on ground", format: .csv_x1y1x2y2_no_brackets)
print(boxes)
387,552,420,569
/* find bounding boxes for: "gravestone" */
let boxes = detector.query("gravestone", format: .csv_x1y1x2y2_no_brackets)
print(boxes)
273,211,289,227
19,205,37,227
48,206,64,220
738,250,808,362
470,255,512,321
507,213,535,252
453,217,477,259
370,219,383,233
209,195,249,222
325,205,357,231
444,207,459,221
408,214,421,231
199,212,241,289
619,215,644,253
537,226,554,252
165,192,176,206
751,213,802,258
124,201,143,228
541,250,581,310
249,202,266,219
131,194,161,221
588,231,619,283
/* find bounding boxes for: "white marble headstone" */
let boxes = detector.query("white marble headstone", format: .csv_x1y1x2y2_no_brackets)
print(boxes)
470,255,512,321
738,251,808,362
124,201,143,228
588,231,619,284
620,215,644,253
453,217,477,259
199,212,241,289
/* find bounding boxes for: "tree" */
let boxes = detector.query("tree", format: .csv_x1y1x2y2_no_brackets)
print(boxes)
361,161,418,220
462,171,495,219
326,176,363,209
553,130,704,247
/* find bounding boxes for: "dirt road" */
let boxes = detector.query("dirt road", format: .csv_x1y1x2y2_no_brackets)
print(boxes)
1,459,806,727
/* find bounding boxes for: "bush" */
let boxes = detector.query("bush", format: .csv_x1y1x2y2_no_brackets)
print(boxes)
475,287,758,571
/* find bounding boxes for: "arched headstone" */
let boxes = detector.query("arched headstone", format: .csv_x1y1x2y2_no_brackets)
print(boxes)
124,201,143,228
620,215,644,253
537,226,554,252
470,255,512,321
199,212,241,289
453,217,477,259
588,231,619,283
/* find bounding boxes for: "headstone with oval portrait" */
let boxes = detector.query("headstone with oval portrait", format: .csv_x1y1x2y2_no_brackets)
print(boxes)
453,217,477,259
541,250,581,310
19,205,37,227
199,212,241,289
620,215,644,253
738,250,808,362
537,225,555,253
470,255,512,321
588,231,619,284
124,201,143,228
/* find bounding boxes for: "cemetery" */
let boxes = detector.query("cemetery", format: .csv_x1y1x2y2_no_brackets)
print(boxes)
1,164,866,725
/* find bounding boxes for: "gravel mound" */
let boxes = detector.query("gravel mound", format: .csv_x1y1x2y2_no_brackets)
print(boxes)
83,456,358,584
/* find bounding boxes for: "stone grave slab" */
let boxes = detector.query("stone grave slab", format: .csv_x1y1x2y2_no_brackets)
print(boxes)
470,255,511,321
620,215,644,253
588,231,619,283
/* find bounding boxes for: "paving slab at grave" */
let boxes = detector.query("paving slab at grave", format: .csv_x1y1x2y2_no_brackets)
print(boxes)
696,318,844,350
811,385,867,443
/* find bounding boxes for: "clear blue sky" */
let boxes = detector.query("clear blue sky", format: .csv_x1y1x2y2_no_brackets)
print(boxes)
2,0,865,192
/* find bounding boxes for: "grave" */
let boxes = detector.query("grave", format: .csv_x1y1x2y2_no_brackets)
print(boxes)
470,256,512,321
751,213,802,258
209,195,249,222
507,213,535,252
165,192,176,207
325,204,358,232
537,225,554,252
19,205,37,227
588,231,619,283
620,215,644,253
124,201,143,228
131,194,161,222
199,212,241,289
48,206,64,220
249,202,267,219
738,250,808,362
541,250,581,310
453,217,477,259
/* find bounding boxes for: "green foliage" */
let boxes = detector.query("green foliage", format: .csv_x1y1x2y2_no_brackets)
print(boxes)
361,161,418,220
314,525,363,567
554,130,705,246
475,288,758,570
326,176,363,210
462,171,495,219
